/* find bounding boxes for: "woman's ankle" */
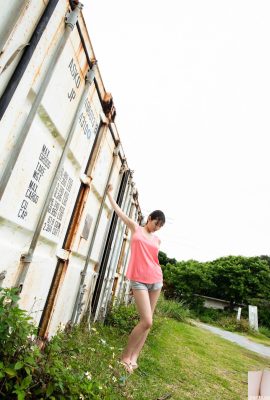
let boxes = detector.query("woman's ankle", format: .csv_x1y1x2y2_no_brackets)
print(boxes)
120,354,131,363
130,355,138,365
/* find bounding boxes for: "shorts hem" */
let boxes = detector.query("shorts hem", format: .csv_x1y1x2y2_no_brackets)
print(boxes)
129,280,163,292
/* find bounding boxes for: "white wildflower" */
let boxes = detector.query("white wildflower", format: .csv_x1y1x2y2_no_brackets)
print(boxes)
108,365,113,369
3,297,12,306
58,322,65,332
100,338,106,345
84,371,92,380
112,376,117,382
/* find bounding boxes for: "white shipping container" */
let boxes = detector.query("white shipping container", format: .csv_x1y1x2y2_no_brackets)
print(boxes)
0,0,141,337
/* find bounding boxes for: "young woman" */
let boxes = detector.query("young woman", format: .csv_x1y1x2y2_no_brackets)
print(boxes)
107,183,165,373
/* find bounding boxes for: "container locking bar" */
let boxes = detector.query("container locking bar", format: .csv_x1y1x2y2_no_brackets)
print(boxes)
71,143,121,324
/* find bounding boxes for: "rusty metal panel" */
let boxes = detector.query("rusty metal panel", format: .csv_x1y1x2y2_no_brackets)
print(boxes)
0,0,137,336
47,135,124,335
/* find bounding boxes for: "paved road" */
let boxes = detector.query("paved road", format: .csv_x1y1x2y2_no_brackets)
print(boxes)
192,320,270,358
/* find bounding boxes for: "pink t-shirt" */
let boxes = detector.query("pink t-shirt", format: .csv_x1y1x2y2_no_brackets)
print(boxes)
125,225,163,284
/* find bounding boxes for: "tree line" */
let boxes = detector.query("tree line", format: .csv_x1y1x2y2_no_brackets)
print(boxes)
158,252,270,326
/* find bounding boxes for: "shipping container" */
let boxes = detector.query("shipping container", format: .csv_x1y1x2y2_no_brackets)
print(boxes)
0,0,141,337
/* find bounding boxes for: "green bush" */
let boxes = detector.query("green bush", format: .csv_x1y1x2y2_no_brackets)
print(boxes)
190,306,224,323
156,294,190,322
0,287,40,400
0,288,102,399
38,330,102,399
105,303,139,334
259,326,270,338
217,315,251,333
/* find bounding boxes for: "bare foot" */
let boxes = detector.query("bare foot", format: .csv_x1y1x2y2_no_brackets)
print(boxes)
130,361,139,370
120,360,133,374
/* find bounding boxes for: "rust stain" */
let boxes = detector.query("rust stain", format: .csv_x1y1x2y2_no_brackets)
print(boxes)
74,45,89,80
40,117,109,337
116,240,126,275
103,92,116,122
76,41,83,57
65,185,90,250
32,16,65,84
86,125,108,179
111,276,118,298
39,185,91,338
39,259,69,338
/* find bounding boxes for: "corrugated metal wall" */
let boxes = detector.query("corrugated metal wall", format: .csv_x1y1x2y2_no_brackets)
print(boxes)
0,0,141,337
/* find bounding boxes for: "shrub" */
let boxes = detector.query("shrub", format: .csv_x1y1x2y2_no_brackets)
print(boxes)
189,307,224,323
217,315,251,333
0,288,102,399
0,287,40,400
38,330,102,399
156,294,190,322
105,303,139,334
259,326,270,338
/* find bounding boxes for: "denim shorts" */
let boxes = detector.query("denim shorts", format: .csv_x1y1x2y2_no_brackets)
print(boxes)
129,280,163,291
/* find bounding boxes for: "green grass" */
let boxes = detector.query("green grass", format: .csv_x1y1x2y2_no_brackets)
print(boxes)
237,330,270,347
55,316,270,400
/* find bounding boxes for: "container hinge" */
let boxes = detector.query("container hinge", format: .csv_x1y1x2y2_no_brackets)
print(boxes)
80,173,91,186
86,63,97,85
120,159,128,173
113,143,120,156
65,3,83,30
102,92,116,122
56,248,70,261
20,253,33,263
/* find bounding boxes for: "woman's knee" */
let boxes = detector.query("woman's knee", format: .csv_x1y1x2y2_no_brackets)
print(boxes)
141,318,153,330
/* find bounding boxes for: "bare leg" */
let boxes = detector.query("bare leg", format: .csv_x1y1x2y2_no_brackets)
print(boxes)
121,290,153,365
129,289,161,366
260,369,270,397
122,290,161,364
248,371,263,398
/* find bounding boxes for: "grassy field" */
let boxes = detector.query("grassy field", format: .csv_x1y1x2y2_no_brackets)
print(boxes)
56,316,270,400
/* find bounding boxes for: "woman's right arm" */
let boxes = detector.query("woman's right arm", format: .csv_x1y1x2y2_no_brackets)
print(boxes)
107,184,138,233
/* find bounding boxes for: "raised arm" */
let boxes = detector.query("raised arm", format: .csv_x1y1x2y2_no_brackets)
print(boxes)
107,184,138,233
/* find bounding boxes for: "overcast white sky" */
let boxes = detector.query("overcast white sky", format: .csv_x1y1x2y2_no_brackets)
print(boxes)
84,1,270,262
